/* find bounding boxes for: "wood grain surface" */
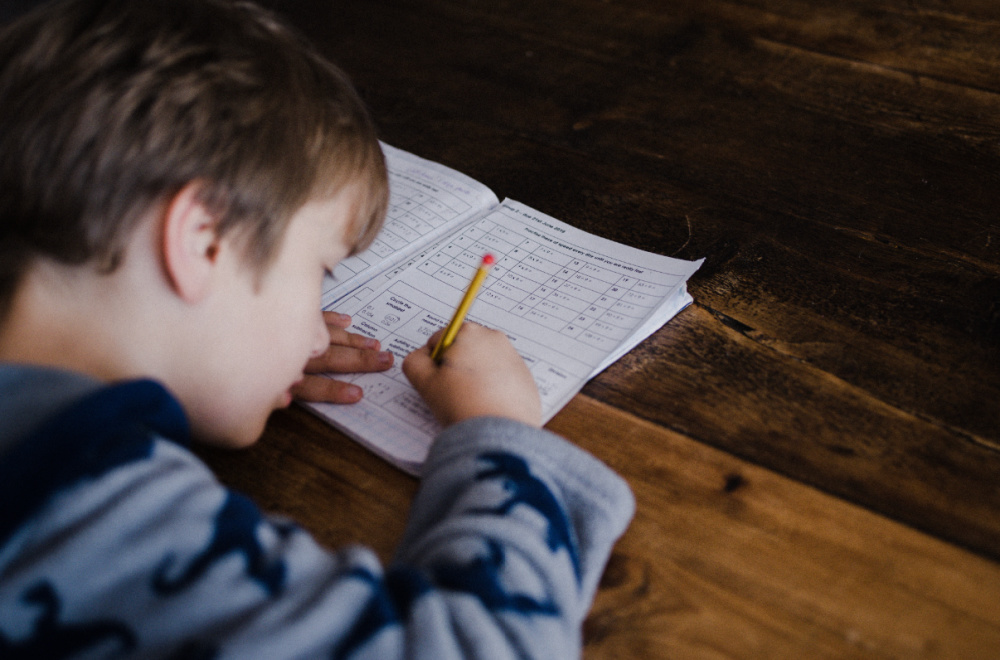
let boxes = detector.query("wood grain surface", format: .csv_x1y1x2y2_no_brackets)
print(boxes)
200,0,1000,656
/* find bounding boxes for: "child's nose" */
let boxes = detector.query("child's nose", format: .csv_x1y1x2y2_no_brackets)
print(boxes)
309,313,329,358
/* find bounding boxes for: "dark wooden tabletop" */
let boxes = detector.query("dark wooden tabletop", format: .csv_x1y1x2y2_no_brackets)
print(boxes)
198,0,1000,657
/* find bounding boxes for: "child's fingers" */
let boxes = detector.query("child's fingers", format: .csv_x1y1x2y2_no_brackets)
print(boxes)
322,311,353,329
402,342,436,389
304,321,390,375
304,344,393,374
290,375,363,404
425,328,445,347
403,326,461,385
326,326,380,352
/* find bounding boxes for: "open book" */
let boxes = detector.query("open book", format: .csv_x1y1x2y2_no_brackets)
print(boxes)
305,143,703,474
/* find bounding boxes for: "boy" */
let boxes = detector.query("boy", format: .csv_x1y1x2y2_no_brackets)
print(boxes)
0,0,634,658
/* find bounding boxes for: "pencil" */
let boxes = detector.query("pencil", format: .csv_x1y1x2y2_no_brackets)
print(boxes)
431,253,495,362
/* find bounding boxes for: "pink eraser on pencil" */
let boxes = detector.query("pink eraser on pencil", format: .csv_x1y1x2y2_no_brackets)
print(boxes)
482,253,495,266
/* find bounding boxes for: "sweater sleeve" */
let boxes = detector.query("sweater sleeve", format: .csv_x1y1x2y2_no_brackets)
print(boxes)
401,417,635,626
0,415,634,659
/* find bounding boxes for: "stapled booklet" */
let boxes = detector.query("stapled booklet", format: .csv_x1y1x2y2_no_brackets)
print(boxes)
304,143,703,474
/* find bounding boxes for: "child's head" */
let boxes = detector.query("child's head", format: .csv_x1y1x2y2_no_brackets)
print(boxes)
0,0,388,321
0,0,388,445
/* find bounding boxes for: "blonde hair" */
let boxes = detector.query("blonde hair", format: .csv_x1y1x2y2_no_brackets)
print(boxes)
0,0,387,315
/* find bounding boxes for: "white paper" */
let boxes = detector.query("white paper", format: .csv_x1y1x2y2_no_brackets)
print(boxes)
305,149,702,474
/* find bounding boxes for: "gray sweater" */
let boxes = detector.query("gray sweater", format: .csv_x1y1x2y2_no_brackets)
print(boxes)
0,364,634,659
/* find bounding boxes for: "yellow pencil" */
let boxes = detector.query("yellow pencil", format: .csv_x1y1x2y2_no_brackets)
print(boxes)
431,253,495,362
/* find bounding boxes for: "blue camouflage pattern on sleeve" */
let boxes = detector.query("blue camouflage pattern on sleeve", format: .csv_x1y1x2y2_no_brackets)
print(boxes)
472,451,582,581
154,491,292,597
331,450,573,658
0,581,136,658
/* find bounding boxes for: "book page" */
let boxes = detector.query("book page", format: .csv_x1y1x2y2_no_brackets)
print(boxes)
321,143,499,308
307,199,702,473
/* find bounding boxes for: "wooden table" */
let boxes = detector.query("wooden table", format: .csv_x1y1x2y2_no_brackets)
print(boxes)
198,1,1000,657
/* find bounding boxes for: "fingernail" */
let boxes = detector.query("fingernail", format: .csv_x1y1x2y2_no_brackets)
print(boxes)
363,337,381,350
346,384,363,400
377,351,393,366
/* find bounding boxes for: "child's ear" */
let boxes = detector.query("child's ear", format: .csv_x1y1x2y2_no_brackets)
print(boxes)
161,182,223,303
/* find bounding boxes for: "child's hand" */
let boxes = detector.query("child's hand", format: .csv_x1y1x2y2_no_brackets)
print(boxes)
291,312,393,404
403,323,542,427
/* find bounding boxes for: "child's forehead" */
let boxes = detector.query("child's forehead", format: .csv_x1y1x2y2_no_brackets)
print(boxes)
293,154,388,259
290,183,367,250
334,178,385,256
298,188,359,233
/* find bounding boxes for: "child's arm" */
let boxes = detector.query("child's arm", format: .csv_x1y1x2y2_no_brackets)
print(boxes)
0,344,633,658
291,311,393,404
384,323,632,656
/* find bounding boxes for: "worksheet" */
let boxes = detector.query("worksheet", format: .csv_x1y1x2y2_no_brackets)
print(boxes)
306,191,702,474
321,144,498,308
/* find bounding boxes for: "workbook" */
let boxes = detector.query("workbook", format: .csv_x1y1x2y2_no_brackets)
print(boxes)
305,143,703,474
